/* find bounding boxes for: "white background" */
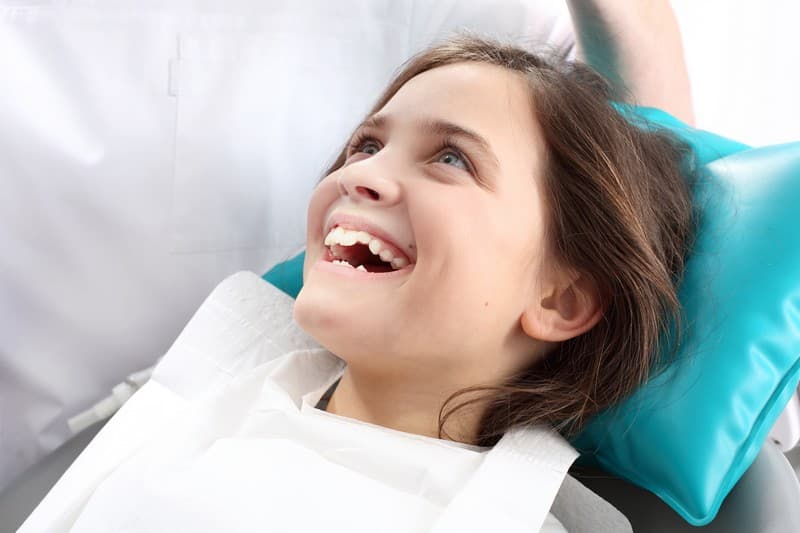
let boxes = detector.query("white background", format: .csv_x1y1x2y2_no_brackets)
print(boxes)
673,0,799,146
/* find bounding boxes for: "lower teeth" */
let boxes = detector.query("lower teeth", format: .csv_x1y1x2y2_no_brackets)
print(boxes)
332,259,367,272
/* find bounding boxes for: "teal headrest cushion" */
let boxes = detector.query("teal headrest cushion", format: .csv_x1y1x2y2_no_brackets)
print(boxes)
263,108,800,526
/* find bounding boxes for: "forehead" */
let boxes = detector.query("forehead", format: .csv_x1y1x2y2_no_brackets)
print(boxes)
380,62,545,173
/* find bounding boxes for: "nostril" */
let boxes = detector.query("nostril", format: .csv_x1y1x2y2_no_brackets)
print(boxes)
356,186,380,201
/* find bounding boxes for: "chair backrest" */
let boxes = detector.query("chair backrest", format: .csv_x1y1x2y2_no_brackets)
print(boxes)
571,441,800,532
0,420,106,532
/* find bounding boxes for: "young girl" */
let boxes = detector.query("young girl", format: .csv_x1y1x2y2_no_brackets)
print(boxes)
296,36,694,447
22,36,694,532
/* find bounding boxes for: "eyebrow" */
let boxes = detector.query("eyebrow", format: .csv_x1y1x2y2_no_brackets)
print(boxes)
353,113,500,187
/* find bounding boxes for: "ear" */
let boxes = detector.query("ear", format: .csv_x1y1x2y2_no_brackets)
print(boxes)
521,271,603,342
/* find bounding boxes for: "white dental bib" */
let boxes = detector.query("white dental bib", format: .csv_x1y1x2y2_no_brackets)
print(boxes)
21,272,577,532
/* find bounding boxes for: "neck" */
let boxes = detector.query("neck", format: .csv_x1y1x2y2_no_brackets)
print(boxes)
324,364,485,445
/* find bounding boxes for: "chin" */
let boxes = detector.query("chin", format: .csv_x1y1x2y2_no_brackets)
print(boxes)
295,284,360,348
297,291,402,372
293,283,332,338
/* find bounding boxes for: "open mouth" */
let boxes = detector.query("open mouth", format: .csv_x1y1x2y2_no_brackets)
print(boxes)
323,226,415,274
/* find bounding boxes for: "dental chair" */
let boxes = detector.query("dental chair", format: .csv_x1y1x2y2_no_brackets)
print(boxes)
569,441,800,532
0,421,106,533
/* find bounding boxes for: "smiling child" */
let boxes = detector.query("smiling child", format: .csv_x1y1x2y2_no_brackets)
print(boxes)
296,36,694,450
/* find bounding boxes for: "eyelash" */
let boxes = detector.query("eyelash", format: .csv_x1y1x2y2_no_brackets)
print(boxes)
346,132,476,175
346,131,378,156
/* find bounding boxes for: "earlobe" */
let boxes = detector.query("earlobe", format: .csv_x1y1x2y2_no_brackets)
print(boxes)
521,273,603,342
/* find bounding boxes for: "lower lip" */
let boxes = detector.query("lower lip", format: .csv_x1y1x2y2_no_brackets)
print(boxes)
313,248,414,280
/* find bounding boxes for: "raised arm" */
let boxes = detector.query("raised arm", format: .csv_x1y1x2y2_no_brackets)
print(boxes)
566,0,695,124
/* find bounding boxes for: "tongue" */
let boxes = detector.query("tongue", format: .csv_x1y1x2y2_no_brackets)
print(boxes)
333,243,396,272
364,263,395,273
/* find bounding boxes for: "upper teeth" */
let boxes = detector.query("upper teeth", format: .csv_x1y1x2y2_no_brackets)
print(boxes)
324,226,410,270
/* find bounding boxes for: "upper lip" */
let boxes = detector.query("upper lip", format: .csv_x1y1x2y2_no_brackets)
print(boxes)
324,212,416,264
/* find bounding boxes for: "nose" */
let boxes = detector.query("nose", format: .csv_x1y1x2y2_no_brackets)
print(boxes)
336,161,402,206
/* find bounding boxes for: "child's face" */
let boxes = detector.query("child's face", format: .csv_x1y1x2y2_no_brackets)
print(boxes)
295,62,553,385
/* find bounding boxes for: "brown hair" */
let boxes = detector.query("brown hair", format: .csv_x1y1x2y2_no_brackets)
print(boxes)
324,35,696,447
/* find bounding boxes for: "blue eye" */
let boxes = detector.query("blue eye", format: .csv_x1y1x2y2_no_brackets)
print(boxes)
360,142,380,155
347,133,381,158
437,150,468,171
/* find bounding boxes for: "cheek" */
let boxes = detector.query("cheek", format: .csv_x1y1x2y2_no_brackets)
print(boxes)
303,178,340,278
434,209,540,322
412,229,511,330
306,178,339,237
414,191,530,289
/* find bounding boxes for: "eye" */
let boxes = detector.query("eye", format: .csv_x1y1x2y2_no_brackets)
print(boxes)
436,150,469,171
347,132,382,158
360,141,380,155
